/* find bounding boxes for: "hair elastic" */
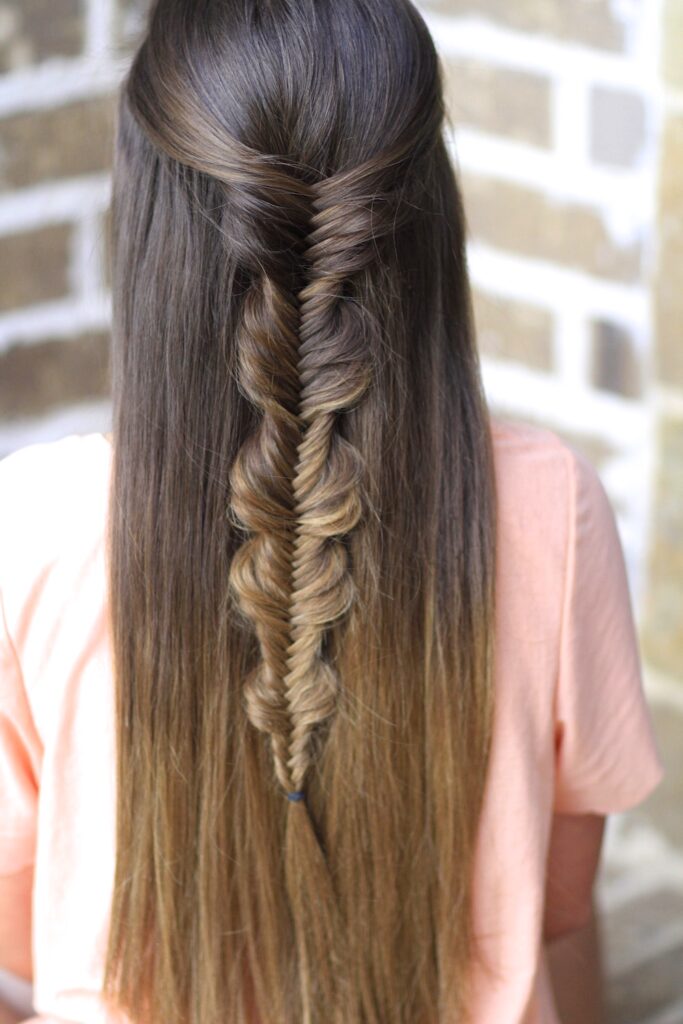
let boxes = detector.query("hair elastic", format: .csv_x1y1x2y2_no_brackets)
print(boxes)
287,790,306,802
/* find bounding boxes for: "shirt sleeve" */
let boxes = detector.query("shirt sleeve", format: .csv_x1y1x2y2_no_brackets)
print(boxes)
0,584,39,875
552,447,665,815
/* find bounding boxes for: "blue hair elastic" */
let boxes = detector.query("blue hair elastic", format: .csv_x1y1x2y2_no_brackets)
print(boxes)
287,790,306,803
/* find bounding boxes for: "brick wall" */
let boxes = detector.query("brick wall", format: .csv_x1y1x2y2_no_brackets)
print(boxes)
419,0,662,617
640,0,683,685
0,0,133,453
0,0,674,643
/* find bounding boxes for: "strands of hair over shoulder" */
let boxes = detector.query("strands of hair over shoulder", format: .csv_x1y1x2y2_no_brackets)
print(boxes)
101,1,498,1022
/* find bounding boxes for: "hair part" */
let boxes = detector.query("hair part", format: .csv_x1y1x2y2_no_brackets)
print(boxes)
102,1,497,1021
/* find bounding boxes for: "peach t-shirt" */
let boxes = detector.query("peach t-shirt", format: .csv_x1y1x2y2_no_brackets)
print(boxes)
0,417,664,1023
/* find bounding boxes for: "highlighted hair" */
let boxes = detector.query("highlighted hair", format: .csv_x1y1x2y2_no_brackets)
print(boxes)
103,1,497,1022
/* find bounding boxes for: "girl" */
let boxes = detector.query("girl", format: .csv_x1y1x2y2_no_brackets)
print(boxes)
0,1,663,1022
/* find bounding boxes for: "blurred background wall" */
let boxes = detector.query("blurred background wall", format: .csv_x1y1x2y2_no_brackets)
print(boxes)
0,1,681,1021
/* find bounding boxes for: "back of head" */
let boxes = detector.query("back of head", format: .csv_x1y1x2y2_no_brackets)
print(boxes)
103,1,498,1022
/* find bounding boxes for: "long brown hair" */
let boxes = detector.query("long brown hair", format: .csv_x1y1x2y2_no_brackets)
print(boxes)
101,1,497,1021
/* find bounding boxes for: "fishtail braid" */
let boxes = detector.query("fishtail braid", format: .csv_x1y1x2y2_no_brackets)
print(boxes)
229,151,420,803
280,168,406,796
225,160,315,796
